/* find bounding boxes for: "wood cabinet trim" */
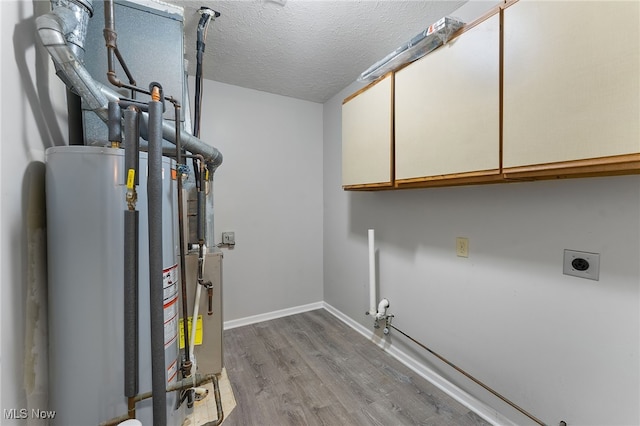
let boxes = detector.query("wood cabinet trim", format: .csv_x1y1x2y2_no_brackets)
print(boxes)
343,72,393,105
396,169,501,187
341,0,640,191
503,154,640,179
343,182,395,191
396,172,504,189
389,72,395,187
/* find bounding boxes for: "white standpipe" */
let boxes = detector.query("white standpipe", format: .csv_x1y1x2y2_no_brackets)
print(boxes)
368,229,376,316
375,298,390,320
368,229,390,322
189,245,206,369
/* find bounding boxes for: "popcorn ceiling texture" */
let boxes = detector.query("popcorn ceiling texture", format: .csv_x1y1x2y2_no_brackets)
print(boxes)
181,0,465,103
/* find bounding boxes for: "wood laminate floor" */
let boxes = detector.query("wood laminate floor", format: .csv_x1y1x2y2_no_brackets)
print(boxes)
222,309,490,426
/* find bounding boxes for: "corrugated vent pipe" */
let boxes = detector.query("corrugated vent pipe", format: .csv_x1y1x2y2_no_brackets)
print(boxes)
35,0,223,171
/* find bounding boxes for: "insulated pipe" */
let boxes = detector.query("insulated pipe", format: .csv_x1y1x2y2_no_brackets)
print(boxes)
35,7,223,171
123,105,140,398
147,94,167,426
108,101,121,145
123,209,139,397
198,189,205,245
123,106,140,187
93,81,223,171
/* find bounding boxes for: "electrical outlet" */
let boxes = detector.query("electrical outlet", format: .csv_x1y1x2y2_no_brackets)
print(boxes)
563,249,599,280
222,231,235,245
456,237,469,258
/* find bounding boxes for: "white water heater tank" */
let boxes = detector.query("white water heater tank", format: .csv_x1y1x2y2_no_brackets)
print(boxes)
46,146,183,425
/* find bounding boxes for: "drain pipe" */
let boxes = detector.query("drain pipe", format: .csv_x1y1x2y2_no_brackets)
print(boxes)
148,86,167,426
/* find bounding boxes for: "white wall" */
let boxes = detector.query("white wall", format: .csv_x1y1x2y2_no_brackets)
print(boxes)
323,81,640,425
194,79,324,321
3,1,638,425
1,0,68,421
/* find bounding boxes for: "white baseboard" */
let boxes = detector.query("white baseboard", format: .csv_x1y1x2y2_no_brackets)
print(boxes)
223,301,516,426
223,301,324,330
322,302,517,426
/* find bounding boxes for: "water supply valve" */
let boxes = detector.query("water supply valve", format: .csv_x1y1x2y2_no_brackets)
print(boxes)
125,169,137,210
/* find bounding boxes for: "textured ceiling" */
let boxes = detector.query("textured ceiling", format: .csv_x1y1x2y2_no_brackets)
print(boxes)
176,0,468,103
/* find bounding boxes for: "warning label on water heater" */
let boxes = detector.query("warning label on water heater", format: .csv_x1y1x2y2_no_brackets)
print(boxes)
163,264,179,349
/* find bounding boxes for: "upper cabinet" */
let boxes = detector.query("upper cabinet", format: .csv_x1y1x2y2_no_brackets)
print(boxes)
342,73,394,189
341,0,640,191
503,0,640,178
395,14,501,187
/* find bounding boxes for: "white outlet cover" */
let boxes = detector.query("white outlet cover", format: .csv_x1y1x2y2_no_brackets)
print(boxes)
563,249,600,281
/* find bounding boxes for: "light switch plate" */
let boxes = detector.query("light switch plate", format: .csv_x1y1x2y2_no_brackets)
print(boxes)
563,249,599,281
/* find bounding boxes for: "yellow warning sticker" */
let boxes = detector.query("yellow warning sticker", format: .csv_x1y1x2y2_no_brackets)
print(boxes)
178,315,203,349
126,169,135,189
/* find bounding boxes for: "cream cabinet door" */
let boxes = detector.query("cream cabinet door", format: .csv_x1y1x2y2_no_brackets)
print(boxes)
503,0,640,170
395,14,500,183
342,74,393,188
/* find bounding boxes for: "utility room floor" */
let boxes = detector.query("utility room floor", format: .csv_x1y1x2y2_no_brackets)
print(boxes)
220,309,491,426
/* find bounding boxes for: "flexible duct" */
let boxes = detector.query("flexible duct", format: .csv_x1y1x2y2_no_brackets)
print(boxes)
35,1,223,171
36,6,108,119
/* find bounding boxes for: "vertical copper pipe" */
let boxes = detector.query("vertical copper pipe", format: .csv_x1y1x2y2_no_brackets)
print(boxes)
127,397,136,420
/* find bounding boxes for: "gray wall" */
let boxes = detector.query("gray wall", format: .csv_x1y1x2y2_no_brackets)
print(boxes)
2,1,639,425
1,0,68,421
323,81,640,425
194,78,324,321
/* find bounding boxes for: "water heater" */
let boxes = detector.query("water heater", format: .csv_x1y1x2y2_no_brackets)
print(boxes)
46,146,183,425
